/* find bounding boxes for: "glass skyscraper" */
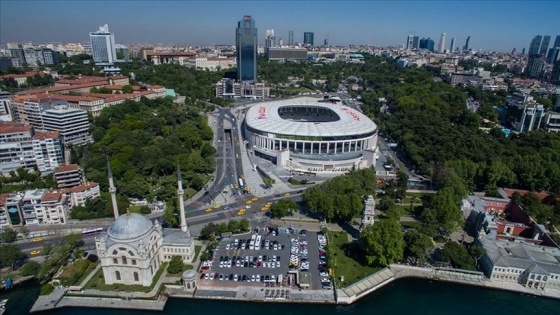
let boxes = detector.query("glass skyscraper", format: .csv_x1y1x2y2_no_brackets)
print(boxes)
236,15,258,82
303,32,314,46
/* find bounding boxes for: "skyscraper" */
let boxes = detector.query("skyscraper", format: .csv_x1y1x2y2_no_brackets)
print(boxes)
406,35,414,50
324,38,329,46
463,36,471,52
554,35,560,50
265,29,276,54
539,35,551,56
288,30,294,46
419,38,435,52
89,24,117,65
450,37,456,53
438,33,446,53
236,15,258,82
528,35,543,55
303,32,314,46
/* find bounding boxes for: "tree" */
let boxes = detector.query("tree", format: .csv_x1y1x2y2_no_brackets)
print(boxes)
470,245,486,269
441,241,475,270
20,260,42,277
403,230,432,264
263,177,275,189
228,220,239,233
270,199,298,218
0,244,24,268
167,256,185,274
360,219,404,266
65,233,83,248
43,244,53,257
421,187,463,237
0,228,18,243
121,85,134,94
217,222,228,233
239,218,250,232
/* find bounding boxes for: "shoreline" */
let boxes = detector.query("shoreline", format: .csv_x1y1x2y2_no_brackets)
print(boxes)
28,264,560,313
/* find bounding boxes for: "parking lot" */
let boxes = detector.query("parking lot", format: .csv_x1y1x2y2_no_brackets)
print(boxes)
199,228,331,290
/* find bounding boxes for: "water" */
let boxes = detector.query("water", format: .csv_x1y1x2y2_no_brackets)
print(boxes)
3,278,559,315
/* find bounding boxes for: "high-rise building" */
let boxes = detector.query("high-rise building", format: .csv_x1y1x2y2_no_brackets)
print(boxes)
324,38,329,46
528,35,543,55
288,30,294,46
0,121,35,175
265,29,276,55
553,35,560,50
526,54,546,77
539,35,551,56
551,60,560,85
463,36,471,52
9,48,25,65
450,37,456,53
419,38,435,52
236,15,258,82
303,32,314,46
406,35,414,50
547,47,560,64
438,32,446,53
41,105,92,146
32,130,64,174
0,57,13,72
40,49,58,66
89,24,117,65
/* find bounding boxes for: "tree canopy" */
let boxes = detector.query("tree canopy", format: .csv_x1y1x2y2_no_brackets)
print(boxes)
360,219,404,266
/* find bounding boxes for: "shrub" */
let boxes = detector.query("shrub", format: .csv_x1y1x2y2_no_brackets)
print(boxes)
40,283,54,295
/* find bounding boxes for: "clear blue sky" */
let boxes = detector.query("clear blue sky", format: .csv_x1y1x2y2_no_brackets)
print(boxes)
1,1,559,52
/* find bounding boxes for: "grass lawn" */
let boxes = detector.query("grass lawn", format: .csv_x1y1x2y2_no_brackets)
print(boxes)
84,262,167,293
326,231,382,288
400,220,422,230
58,259,99,286
193,245,202,262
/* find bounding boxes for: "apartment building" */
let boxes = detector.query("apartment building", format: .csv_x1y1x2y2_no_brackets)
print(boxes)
39,190,69,225
0,90,11,121
32,130,64,174
54,164,82,188
41,105,92,146
0,193,23,227
0,121,35,175
21,189,47,225
65,182,101,207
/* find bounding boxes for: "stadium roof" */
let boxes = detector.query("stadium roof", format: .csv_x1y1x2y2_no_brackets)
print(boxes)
245,97,377,137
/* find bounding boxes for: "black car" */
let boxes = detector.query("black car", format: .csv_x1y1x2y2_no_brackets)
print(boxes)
219,256,224,262
299,229,307,236
242,275,247,282
229,274,234,281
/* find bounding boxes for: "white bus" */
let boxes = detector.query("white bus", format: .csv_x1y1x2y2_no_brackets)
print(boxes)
249,234,256,250
255,235,262,250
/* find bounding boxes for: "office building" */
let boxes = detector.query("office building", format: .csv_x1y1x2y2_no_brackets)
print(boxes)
0,57,13,72
23,49,38,67
115,44,129,61
419,38,435,52
236,15,258,82
267,48,308,61
324,38,329,47
90,24,117,65
32,130,64,174
265,29,276,55
450,37,456,53
9,48,25,65
215,78,270,99
288,30,294,46
526,54,545,77
406,35,420,50
303,32,314,46
528,35,543,55
505,94,545,133
547,47,560,64
539,35,551,56
463,36,471,52
438,33,446,53
0,122,36,175
41,105,92,146
551,61,560,85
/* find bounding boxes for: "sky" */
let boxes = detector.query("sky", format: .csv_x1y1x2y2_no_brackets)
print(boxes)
1,1,559,52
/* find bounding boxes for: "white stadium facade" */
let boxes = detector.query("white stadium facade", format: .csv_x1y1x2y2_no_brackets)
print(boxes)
243,97,378,172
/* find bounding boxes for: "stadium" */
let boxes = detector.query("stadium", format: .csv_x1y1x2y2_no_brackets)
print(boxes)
243,97,378,173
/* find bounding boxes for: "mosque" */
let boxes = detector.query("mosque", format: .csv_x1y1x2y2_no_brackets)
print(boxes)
95,164,194,287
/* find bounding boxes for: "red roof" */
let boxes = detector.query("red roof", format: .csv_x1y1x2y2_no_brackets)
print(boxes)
0,193,9,205
41,191,63,203
33,130,60,140
503,188,550,201
68,182,99,193
54,164,79,173
0,121,32,134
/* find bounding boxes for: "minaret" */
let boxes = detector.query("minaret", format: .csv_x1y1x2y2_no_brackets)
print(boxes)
177,164,189,235
107,159,119,219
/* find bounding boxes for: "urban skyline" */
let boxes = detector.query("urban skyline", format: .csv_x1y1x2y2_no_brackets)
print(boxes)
1,1,559,52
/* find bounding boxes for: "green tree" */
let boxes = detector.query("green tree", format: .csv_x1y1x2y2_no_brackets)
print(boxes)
228,220,239,233
263,177,275,189
0,244,24,268
65,234,83,248
167,256,185,274
43,244,53,257
360,219,404,266
20,260,42,277
239,218,250,232
121,85,134,94
0,228,18,243
421,187,463,237
217,222,228,233
403,230,432,264
270,199,298,218
441,241,475,270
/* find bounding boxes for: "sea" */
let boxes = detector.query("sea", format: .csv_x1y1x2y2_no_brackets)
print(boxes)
2,278,559,315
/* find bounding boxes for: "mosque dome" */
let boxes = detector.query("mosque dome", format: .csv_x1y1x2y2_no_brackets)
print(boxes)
107,212,153,240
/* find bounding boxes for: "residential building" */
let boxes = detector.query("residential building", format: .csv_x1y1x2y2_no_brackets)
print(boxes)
542,111,560,132
0,121,35,175
54,164,83,188
504,94,545,133
41,105,92,146
65,182,100,208
236,15,258,82
90,24,117,65
21,189,47,225
39,190,69,224
18,96,67,129
215,78,270,99
0,91,11,121
32,130,64,174
303,32,314,46
438,32,446,53
0,193,23,227
266,48,308,61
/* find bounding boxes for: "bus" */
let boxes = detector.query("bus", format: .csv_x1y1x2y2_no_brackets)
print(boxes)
255,235,262,250
82,227,103,237
249,234,256,250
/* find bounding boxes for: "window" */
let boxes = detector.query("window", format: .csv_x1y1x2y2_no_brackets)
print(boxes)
134,272,139,282
115,271,121,281
132,259,137,265
112,250,118,255
113,258,118,264
122,256,127,265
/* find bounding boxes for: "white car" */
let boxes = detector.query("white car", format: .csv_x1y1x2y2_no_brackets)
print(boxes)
276,261,280,268
251,275,256,282
256,275,261,282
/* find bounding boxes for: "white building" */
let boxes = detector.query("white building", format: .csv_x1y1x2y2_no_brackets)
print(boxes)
95,163,194,287
90,24,117,65
32,130,64,174
41,105,92,146
66,182,100,208
21,189,46,225
39,190,69,225
0,91,11,121
54,164,82,189
0,121,35,175
185,57,236,71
